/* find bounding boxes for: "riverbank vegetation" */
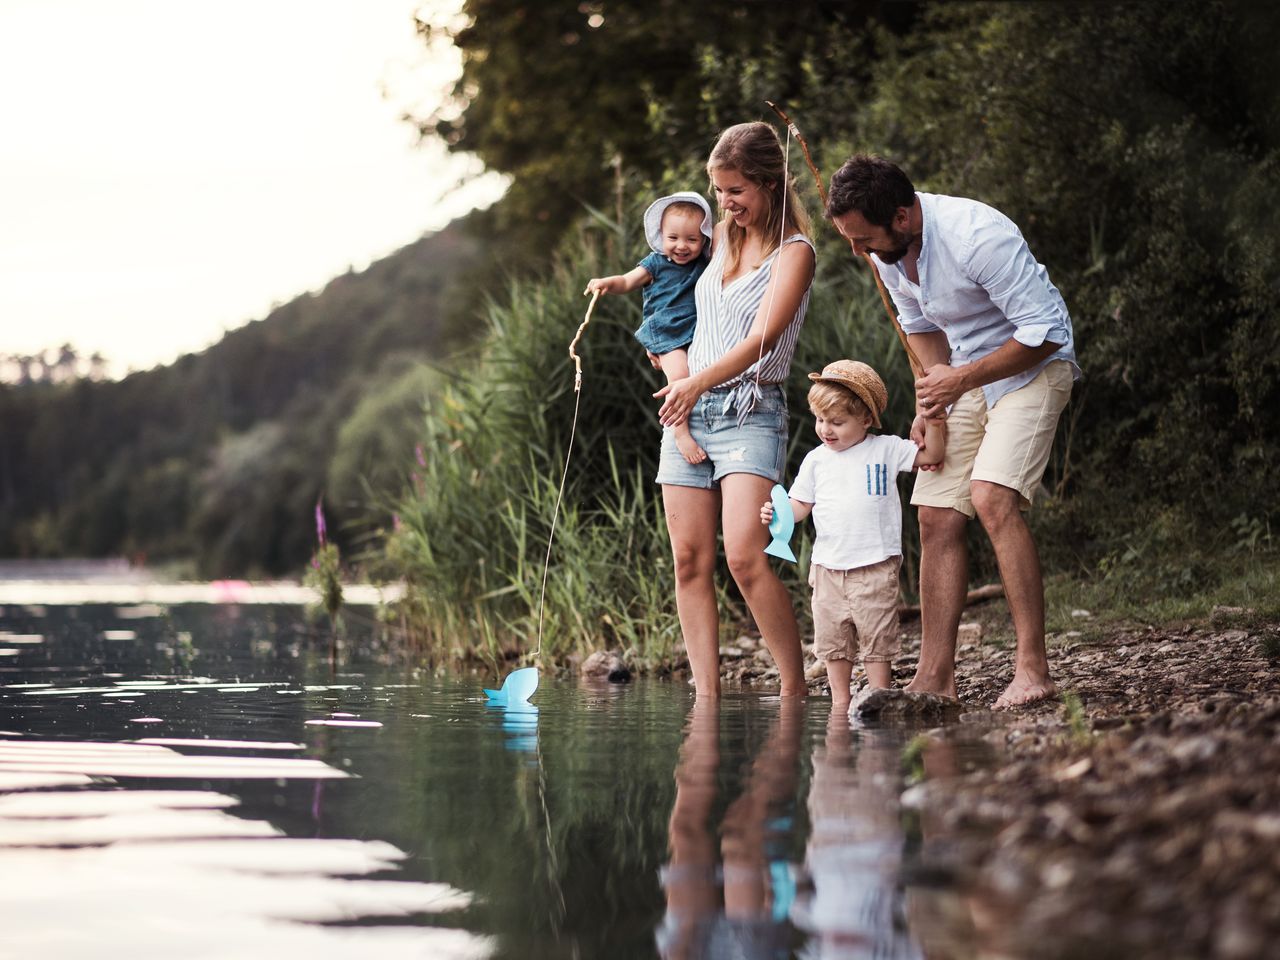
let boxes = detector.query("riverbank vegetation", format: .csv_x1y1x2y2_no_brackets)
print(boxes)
1,2,1276,664
388,0,1279,662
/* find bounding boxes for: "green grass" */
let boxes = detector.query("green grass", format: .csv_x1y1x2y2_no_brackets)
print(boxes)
1044,548,1280,634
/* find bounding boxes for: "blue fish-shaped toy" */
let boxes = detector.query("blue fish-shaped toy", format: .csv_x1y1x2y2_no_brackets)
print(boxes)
764,483,796,563
483,666,539,705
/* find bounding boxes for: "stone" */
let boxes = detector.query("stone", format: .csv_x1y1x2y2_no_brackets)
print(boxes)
580,650,631,683
849,686,963,722
958,621,984,642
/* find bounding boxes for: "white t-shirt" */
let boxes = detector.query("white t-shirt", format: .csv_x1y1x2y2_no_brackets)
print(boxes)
788,433,920,571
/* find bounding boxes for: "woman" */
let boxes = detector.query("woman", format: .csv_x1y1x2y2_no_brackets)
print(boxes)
654,121,815,697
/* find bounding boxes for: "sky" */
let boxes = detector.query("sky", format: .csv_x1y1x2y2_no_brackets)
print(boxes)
0,0,506,377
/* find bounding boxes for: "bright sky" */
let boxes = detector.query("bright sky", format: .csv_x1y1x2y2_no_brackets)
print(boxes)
0,0,506,377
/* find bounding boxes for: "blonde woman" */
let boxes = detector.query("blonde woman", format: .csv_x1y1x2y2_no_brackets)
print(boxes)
654,121,815,698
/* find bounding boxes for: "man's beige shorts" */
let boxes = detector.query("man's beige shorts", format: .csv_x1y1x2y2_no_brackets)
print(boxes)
912,360,1074,518
809,557,901,664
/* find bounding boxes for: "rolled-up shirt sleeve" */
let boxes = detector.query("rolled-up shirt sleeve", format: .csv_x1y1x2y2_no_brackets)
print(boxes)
967,219,1071,348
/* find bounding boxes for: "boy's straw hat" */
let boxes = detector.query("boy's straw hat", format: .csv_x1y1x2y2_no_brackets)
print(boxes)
643,192,714,255
808,359,888,428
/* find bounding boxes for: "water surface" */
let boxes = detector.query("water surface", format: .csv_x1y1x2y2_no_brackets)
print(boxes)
0,603,990,959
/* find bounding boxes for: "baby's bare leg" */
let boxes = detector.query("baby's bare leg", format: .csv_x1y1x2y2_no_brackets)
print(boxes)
659,349,706,464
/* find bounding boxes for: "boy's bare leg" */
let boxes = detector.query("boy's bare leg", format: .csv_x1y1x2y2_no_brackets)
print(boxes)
658,349,707,464
864,660,892,689
825,658,853,708
971,480,1056,709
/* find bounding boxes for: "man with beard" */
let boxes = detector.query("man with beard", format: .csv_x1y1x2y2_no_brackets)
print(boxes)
826,155,1079,709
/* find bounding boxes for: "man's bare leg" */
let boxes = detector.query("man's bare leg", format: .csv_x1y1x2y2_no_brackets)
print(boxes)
906,505,968,699
971,480,1056,709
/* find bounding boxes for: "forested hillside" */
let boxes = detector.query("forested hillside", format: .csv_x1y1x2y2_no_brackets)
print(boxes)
0,220,480,576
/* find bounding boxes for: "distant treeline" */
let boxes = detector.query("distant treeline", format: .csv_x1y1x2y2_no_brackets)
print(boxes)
390,0,1280,661
0,224,481,576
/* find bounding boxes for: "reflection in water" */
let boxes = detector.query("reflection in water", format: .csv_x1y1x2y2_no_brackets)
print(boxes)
658,699,804,959
0,603,996,959
792,716,921,959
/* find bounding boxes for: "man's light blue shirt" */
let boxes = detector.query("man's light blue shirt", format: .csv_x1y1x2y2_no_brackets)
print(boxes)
875,192,1080,409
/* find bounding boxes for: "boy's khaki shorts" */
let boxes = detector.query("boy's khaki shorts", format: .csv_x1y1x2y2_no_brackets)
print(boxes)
809,557,901,664
912,360,1074,518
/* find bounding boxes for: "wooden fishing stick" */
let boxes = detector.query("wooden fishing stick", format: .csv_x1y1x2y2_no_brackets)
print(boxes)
534,289,601,661
766,101,924,380
568,290,601,391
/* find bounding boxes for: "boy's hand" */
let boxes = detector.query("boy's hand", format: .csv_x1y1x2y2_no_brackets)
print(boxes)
759,500,774,526
911,414,944,472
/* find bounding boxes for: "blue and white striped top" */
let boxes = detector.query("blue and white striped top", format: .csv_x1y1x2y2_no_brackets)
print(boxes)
689,232,816,421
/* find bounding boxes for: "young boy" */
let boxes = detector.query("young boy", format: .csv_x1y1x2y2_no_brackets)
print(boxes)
760,360,946,707
585,192,713,464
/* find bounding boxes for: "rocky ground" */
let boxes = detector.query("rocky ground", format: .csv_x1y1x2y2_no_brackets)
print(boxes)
886,606,1279,960
699,600,1280,958
627,596,1279,958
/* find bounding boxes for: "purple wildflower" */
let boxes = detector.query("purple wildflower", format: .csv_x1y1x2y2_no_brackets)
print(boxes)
415,443,426,468
314,498,328,546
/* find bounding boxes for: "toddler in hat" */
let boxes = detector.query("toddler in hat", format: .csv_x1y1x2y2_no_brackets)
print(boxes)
760,359,946,707
585,192,713,463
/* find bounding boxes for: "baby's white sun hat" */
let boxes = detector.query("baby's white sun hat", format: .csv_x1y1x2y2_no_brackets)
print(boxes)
643,192,714,255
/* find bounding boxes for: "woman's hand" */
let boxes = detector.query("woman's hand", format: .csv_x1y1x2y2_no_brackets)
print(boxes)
655,376,704,427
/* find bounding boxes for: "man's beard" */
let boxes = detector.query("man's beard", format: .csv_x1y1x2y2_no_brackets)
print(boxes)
873,226,914,264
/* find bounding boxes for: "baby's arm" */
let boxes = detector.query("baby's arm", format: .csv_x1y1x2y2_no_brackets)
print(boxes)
760,497,814,526
584,265,651,296
912,416,947,469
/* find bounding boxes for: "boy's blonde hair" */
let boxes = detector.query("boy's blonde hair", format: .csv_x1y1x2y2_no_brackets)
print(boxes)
808,381,871,421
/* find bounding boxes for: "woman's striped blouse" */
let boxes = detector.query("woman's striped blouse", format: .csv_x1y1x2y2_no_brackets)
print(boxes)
689,232,815,422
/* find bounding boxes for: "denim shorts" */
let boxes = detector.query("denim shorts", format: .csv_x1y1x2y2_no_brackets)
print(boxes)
655,384,788,488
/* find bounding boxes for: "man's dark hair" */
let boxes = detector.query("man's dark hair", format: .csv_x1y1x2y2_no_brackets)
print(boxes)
825,155,916,228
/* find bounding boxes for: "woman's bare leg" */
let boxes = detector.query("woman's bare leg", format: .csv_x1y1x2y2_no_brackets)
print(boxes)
658,350,707,464
720,473,806,696
663,484,722,697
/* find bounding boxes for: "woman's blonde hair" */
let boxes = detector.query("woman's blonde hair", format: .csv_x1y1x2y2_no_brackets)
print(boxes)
707,121,811,274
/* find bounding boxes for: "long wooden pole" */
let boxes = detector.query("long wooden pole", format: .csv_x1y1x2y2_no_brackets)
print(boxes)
766,101,924,380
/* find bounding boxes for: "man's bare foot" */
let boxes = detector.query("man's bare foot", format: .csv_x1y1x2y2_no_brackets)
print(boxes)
674,426,707,464
992,677,1057,710
905,677,959,700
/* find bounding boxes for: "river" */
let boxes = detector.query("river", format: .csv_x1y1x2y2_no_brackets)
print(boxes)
0,601,994,959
